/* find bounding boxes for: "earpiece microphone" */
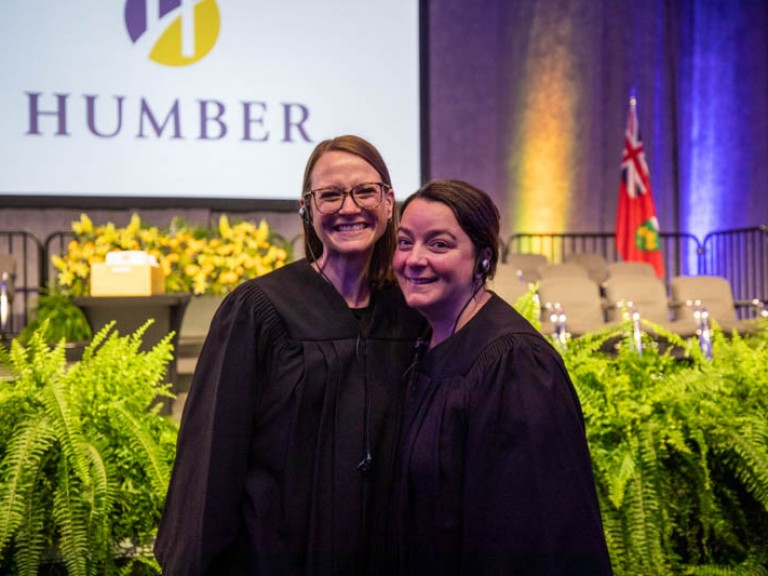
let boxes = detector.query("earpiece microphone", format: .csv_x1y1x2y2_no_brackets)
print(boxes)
298,206,306,217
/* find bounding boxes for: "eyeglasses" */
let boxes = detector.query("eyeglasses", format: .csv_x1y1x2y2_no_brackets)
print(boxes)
306,182,390,215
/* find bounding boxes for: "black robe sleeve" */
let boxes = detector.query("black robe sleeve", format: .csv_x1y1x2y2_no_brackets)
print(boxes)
154,285,275,575
459,336,612,574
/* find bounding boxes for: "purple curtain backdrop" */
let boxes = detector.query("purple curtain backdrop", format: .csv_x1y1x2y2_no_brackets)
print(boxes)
427,0,768,239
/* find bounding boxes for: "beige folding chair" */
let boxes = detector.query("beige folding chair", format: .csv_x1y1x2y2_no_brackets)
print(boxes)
564,252,610,285
669,275,759,334
489,262,533,307
538,262,589,281
606,261,657,278
505,253,548,284
603,275,696,337
538,276,611,337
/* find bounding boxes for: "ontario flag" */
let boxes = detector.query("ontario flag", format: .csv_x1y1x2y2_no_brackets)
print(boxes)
616,96,665,278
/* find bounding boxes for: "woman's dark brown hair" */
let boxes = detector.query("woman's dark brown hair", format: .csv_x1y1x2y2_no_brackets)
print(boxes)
300,135,397,287
400,179,501,282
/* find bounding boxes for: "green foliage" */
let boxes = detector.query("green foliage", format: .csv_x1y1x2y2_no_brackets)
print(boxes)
513,282,541,330
558,319,768,574
16,290,92,345
0,321,178,575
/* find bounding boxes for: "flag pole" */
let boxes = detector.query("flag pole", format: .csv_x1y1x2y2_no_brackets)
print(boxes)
615,88,666,278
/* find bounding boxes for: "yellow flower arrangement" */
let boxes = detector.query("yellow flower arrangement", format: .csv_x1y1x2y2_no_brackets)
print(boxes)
52,213,291,296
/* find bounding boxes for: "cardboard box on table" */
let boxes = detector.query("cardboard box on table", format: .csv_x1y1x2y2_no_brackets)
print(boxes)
90,251,165,297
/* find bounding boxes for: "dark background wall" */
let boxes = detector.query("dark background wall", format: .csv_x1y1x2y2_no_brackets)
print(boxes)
428,0,768,241
2,0,768,244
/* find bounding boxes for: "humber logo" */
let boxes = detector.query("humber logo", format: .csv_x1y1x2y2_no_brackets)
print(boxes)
124,0,221,66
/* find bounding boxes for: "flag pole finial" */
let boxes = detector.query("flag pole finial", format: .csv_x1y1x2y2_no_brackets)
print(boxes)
629,87,637,106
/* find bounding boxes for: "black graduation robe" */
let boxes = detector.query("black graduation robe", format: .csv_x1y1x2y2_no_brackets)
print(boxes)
389,294,612,575
155,259,425,575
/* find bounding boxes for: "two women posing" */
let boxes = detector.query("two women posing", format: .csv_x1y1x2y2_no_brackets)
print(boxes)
156,135,611,575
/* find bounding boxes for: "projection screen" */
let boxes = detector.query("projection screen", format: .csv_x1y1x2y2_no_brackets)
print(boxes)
0,0,424,208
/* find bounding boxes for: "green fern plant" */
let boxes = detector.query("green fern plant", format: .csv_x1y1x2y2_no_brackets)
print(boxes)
16,289,92,346
512,281,541,331
560,319,768,575
0,320,178,576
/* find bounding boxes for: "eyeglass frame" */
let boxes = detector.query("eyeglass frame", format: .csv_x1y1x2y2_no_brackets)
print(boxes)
304,182,391,215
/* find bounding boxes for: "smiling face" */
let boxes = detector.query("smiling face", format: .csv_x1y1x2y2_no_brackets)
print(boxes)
394,198,479,324
306,150,394,261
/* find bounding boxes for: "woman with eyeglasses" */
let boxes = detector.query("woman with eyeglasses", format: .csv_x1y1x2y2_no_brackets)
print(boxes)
387,179,612,574
155,135,425,575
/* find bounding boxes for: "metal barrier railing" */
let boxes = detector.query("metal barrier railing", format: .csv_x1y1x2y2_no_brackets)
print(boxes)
506,232,702,285
506,228,768,320
701,226,768,314
0,225,765,334
504,232,618,264
0,230,45,337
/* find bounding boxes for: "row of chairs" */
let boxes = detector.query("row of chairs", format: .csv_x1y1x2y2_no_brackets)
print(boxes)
505,252,657,286
490,252,764,339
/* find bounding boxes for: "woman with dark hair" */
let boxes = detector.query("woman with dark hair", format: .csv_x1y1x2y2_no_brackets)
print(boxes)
389,179,611,574
155,135,425,575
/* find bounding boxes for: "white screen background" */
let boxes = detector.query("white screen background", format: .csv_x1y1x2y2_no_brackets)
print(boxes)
0,1,421,203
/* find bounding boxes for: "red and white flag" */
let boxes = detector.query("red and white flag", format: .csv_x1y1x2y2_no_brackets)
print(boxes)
615,96,665,278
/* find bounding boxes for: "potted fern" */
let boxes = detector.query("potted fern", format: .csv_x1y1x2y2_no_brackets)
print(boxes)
0,320,178,576
16,289,93,362
510,290,768,572
561,321,768,574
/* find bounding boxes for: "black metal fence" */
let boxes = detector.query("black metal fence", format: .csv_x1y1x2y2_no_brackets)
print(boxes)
504,231,703,284
0,230,45,337
1,225,766,334
700,226,768,307
505,226,768,318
